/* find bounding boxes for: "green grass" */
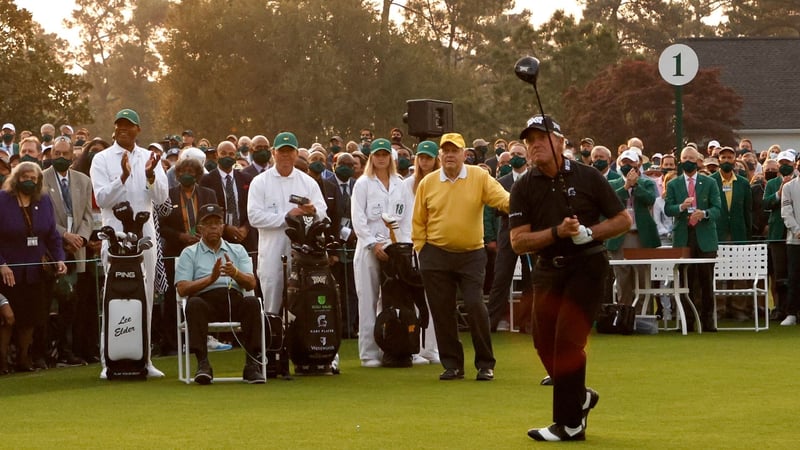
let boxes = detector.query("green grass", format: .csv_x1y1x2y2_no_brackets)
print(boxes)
2,325,798,449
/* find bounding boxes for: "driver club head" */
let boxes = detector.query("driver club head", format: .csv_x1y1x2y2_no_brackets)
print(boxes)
514,56,540,86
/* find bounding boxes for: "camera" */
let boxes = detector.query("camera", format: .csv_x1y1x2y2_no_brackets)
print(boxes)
289,194,310,206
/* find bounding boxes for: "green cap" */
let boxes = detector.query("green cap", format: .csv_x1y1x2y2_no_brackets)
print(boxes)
274,131,299,150
114,109,140,126
370,138,392,153
416,140,439,158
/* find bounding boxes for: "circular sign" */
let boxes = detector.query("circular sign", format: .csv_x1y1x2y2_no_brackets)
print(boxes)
658,44,699,86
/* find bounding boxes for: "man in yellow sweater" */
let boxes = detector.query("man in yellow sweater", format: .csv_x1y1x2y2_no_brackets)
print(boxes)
412,132,509,381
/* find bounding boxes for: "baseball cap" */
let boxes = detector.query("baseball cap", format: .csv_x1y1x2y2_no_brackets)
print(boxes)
370,138,392,153
180,147,206,163
777,151,795,162
473,138,489,147
652,152,663,160
182,129,193,137
580,137,594,146
165,148,180,158
330,135,342,142
274,132,299,150
148,142,164,153
2,123,15,132
114,109,140,126
519,114,563,139
60,124,73,135
718,146,735,155
440,133,466,149
416,140,439,158
197,204,224,223
704,157,719,167
707,140,720,149
619,149,640,163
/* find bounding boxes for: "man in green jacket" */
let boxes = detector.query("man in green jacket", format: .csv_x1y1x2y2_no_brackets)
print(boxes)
606,150,661,307
763,151,795,321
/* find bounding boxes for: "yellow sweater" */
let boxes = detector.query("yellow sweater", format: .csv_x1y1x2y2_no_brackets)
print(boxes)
413,165,509,252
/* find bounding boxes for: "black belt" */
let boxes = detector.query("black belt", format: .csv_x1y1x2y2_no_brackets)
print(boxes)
538,245,607,269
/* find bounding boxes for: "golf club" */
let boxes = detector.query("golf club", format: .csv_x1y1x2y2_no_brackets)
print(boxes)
137,237,153,253
381,213,399,244
515,55,575,216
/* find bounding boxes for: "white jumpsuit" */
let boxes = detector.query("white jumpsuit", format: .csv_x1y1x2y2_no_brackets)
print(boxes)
247,167,327,314
403,174,440,363
351,173,414,364
90,142,169,371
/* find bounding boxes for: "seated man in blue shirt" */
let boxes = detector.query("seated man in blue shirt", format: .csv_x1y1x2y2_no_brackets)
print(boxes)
175,204,265,384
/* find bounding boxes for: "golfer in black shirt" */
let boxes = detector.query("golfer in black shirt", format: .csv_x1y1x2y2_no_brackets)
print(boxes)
509,115,631,442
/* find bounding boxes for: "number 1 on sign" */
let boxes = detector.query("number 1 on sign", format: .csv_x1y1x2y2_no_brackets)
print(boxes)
672,52,683,77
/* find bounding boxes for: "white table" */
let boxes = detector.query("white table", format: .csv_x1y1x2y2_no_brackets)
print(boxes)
609,258,717,335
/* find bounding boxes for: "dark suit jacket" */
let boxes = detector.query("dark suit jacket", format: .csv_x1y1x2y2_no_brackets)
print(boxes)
159,185,218,257
242,163,267,180
42,167,95,272
710,171,752,242
199,169,256,251
665,173,721,253
323,176,356,243
0,190,65,284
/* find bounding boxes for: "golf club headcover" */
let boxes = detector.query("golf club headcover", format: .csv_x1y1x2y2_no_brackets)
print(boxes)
112,201,135,233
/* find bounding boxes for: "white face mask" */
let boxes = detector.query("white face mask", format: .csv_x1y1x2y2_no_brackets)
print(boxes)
769,152,779,160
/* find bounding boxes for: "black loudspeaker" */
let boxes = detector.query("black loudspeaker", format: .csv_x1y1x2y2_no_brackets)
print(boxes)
404,99,454,139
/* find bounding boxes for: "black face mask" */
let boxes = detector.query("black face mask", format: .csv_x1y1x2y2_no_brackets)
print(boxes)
580,149,591,157
218,156,236,170
779,164,794,176
681,161,698,174
335,165,354,181
178,174,196,187
620,165,635,177
737,169,748,178
18,180,37,195
253,150,271,166
75,139,86,147
765,171,778,181
204,160,218,172
719,162,734,173
52,157,72,173
495,147,504,157
509,155,527,169
309,161,325,174
592,160,609,172
398,157,411,171
2,134,13,144
21,155,40,165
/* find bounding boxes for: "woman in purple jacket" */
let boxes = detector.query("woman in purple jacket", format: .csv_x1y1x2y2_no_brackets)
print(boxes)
0,162,66,373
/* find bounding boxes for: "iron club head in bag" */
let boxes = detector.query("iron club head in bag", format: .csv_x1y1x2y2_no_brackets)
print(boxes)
136,236,153,253
112,201,135,233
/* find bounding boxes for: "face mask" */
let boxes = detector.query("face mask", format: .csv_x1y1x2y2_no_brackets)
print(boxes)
238,145,249,155
21,154,39,165
592,160,608,171
52,157,72,172
335,165,354,181
780,164,794,176
765,171,778,181
42,159,52,169
661,167,672,174
391,136,401,143
620,165,634,177
737,169,748,178
495,147,504,157
475,146,488,156
0,175,5,186
309,161,325,174
719,162,734,173
681,161,698,174
199,145,208,151
42,134,53,143
738,148,748,155
18,179,37,195
465,155,476,165
75,139,85,147
253,150,271,165
510,155,526,169
2,133,12,144
745,162,756,170
218,156,236,170
497,165,512,177
179,174,196,187
769,152,779,160
204,160,218,172
330,145,341,154
580,149,591,158
398,157,411,171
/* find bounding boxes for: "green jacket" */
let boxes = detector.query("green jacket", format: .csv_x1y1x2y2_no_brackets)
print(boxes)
710,171,752,243
605,175,661,251
665,173,721,253
763,176,786,242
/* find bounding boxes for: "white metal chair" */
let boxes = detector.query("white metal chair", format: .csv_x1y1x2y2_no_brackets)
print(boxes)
713,243,769,331
176,293,267,383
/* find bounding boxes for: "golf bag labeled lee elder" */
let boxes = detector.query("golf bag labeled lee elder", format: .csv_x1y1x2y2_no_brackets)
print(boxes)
103,253,148,379
374,243,429,367
284,208,340,374
101,201,153,380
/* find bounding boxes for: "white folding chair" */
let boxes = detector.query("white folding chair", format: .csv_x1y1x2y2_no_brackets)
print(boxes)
508,258,523,332
176,292,267,383
713,244,769,331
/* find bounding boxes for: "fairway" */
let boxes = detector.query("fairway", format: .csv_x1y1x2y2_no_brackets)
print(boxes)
2,327,798,449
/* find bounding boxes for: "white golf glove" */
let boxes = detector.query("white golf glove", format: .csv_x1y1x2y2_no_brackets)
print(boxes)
571,225,593,245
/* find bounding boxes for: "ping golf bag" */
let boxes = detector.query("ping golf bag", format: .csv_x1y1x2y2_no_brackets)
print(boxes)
284,212,341,374
101,202,153,380
374,243,429,367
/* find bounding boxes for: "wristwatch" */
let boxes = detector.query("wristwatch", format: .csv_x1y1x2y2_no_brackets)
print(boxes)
366,242,376,251
586,227,593,239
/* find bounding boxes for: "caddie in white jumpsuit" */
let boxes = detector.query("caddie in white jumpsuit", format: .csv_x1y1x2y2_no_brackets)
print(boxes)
247,132,327,314
351,138,414,367
90,108,168,378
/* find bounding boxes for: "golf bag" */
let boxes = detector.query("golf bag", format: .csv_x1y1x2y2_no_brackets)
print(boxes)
284,213,341,374
103,253,148,380
374,243,429,367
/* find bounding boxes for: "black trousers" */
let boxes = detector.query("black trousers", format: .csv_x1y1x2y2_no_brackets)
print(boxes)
331,260,357,338
74,268,101,360
487,235,531,327
185,288,262,360
686,228,717,324
419,244,494,371
532,252,607,428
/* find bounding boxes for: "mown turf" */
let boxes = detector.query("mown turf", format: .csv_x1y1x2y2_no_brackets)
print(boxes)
2,325,798,449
